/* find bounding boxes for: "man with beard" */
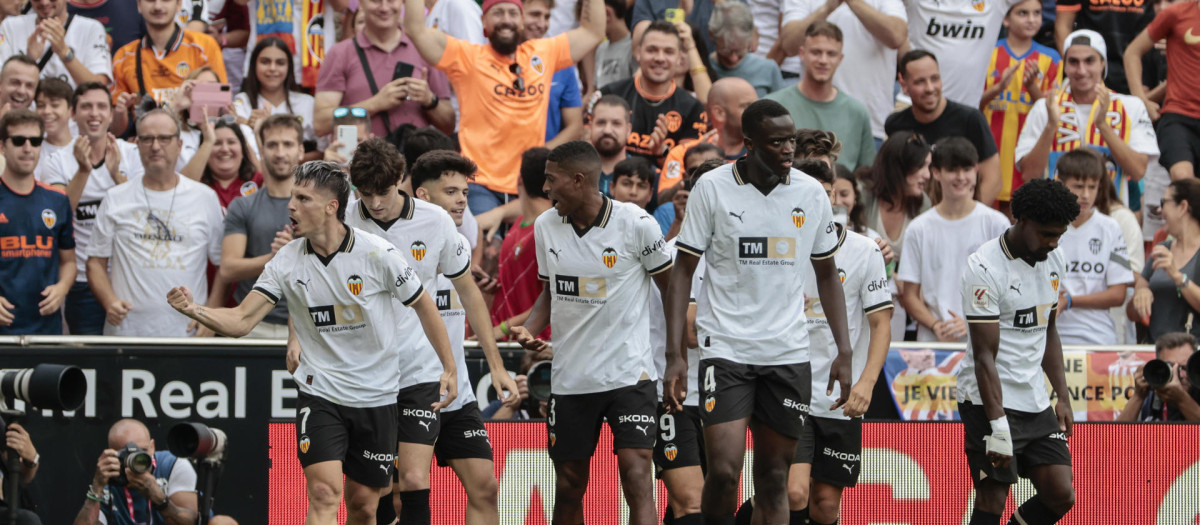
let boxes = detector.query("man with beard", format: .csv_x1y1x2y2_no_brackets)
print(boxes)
403,0,606,215
589,94,632,195
663,100,854,525
0,0,111,87
218,114,303,339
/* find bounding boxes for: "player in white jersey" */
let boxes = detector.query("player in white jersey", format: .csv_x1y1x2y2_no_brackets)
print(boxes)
1053,149,1134,346
663,100,854,525
959,178,1078,525
345,140,518,525
511,141,673,525
166,162,458,525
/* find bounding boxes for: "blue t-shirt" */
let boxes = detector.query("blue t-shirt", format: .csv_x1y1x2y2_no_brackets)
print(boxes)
545,67,582,141
0,179,75,335
653,202,674,235
68,0,146,52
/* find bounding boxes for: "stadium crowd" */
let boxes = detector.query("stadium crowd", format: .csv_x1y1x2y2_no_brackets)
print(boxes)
2,0,1200,522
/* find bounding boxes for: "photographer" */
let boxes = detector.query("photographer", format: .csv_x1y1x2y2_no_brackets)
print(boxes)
74,419,198,525
1,421,40,524
1118,333,1200,422
483,351,550,420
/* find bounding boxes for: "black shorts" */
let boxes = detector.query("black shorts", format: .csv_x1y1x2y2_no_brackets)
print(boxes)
960,401,1072,485
296,392,397,488
433,403,494,467
397,382,442,445
547,380,657,462
794,416,863,487
653,404,705,476
698,358,811,439
1157,112,1200,169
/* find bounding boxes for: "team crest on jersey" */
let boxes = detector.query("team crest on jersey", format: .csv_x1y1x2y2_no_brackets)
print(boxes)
791,207,806,228
1088,238,1101,255
347,275,364,295
666,160,682,180
176,61,190,77
299,436,311,453
1050,272,1060,292
514,243,522,258
972,0,985,11
240,181,259,197
664,111,683,133
602,247,618,268
664,443,678,461
530,55,545,75
704,395,716,412
41,209,56,229
838,269,846,284
411,241,427,261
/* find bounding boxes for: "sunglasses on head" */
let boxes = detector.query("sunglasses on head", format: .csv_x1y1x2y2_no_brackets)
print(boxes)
8,135,43,147
509,63,524,92
333,107,369,119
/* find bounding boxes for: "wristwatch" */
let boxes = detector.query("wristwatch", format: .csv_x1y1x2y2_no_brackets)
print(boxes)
153,496,170,513
1178,273,1190,291
421,94,440,111
62,47,76,63
22,453,39,468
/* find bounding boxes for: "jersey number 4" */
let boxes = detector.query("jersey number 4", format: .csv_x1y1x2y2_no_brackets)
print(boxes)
704,366,716,392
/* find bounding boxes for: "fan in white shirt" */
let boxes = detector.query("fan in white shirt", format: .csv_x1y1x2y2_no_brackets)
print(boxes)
900,0,1023,107
0,0,111,87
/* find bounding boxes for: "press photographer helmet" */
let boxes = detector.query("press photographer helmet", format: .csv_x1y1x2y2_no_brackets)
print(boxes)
0,364,86,412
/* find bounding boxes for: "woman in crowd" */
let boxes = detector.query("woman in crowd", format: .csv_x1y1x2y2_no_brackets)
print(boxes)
1129,178,1200,341
234,37,319,159
169,66,262,179
198,120,263,210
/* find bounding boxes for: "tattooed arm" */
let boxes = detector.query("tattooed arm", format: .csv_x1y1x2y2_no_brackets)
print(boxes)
166,285,275,337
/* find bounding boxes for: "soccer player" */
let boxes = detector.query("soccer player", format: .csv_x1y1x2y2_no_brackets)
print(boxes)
345,139,518,525
664,99,854,525
166,161,459,525
959,178,1079,525
511,140,674,525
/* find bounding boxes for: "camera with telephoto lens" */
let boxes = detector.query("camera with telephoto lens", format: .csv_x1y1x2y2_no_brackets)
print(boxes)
0,364,87,412
1143,359,1178,389
168,422,227,461
526,361,552,402
113,442,153,486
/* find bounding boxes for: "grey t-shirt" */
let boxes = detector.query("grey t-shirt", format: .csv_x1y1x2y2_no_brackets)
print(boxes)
224,188,291,325
710,53,785,98
1142,240,1200,341
595,34,636,89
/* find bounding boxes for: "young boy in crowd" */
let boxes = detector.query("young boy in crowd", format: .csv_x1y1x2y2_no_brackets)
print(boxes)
1054,148,1134,345
898,137,1010,342
611,156,677,235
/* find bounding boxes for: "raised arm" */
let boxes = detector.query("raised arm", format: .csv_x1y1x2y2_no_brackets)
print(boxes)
167,285,275,337
565,0,607,63
1124,29,1154,102
403,0,450,66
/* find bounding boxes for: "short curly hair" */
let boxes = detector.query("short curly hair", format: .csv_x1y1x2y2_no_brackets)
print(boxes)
1011,178,1080,226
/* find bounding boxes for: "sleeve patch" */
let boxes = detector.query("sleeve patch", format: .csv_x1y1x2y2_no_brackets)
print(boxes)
970,285,991,309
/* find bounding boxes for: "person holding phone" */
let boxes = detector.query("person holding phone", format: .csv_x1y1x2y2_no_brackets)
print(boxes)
169,67,261,180
234,37,320,159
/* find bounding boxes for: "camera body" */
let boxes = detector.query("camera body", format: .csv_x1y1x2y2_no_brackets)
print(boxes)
113,442,153,486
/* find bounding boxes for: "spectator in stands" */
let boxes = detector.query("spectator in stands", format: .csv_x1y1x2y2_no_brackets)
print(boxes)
217,114,301,340
1125,0,1200,182
207,0,251,92
1056,0,1147,94
861,131,931,262
239,0,345,92
75,418,199,525
898,137,1009,343
1015,30,1158,209
589,94,632,195
1102,169,1146,344
0,109,75,335
404,0,606,215
666,17,713,105
0,0,111,87
781,0,907,149
171,66,260,178
1130,179,1200,341
315,0,454,142
0,0,24,25
706,2,782,97
86,110,224,337
34,77,76,162
749,0,800,81
1118,332,1200,422
767,21,874,171
610,155,656,211
979,0,1060,213
795,128,842,170
110,0,227,136
663,141,722,240
196,120,263,209
39,82,143,335
833,165,876,238
900,0,1022,106
491,147,553,340
323,107,373,166
0,55,40,112
887,50,1002,207
0,420,39,521
523,0,584,149
234,38,318,155
599,20,706,168
1054,147,1134,345
630,0,720,55
425,0,485,44
592,0,635,92
67,0,144,53
662,77,754,194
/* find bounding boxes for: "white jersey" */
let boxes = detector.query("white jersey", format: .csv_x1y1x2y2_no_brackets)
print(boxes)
427,0,485,44
684,254,707,407
676,161,840,365
535,196,673,395
650,240,675,399
346,193,471,389
1056,212,1134,345
806,229,893,419
253,228,427,407
88,176,224,337
903,0,1020,106
897,202,1009,342
38,137,144,282
751,0,801,76
784,0,907,139
434,263,476,411
0,12,112,87
959,235,1065,412
233,91,318,144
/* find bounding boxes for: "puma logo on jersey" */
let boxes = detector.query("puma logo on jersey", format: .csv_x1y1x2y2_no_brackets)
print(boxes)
379,464,390,474
1010,282,1021,295
843,463,855,474
729,211,745,223
635,424,649,435
295,279,311,290
418,420,431,431
548,248,562,261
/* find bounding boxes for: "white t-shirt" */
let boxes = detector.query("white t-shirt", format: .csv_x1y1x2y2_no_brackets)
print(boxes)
427,0,485,44
806,229,892,419
88,176,224,337
1056,212,1134,345
253,228,427,407
902,0,1020,107
178,0,211,27
178,124,261,173
783,0,906,140
897,202,1009,342
434,251,478,411
345,194,471,389
0,12,112,87
233,91,318,144
37,137,145,282
548,0,579,37
676,161,840,365
535,196,674,395
959,235,1065,413
751,0,801,76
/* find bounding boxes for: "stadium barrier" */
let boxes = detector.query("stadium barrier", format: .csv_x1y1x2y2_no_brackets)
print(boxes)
2,338,1197,524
